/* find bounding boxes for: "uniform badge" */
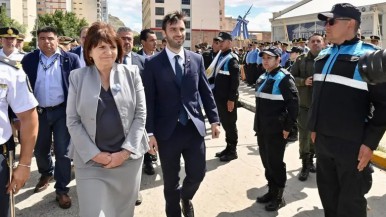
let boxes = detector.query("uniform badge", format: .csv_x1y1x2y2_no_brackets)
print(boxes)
7,28,13,35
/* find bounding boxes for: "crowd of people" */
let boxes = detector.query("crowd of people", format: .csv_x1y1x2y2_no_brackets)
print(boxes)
1,3,386,217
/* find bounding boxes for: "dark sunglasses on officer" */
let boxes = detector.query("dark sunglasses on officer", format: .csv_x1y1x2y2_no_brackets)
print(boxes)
324,17,352,26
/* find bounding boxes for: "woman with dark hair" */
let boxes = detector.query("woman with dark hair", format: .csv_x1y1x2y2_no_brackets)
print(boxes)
66,22,149,217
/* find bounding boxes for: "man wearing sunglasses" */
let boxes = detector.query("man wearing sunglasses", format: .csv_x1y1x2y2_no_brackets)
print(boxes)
308,3,386,217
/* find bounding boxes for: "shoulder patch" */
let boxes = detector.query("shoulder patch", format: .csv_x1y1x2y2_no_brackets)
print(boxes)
0,56,20,69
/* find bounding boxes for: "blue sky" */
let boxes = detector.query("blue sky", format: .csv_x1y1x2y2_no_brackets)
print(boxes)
108,0,300,32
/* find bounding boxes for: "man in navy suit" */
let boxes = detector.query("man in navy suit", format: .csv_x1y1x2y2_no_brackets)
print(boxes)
143,11,220,217
137,29,158,58
21,26,80,209
69,26,88,67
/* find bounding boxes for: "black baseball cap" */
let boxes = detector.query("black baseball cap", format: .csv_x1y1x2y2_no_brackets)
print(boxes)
318,3,361,24
290,46,304,54
215,32,233,41
259,46,281,57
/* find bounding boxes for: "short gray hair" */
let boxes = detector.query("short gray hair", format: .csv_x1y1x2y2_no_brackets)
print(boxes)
117,27,133,34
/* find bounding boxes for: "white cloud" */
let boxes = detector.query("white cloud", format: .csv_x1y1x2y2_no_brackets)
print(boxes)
248,12,273,31
108,0,142,32
226,0,299,8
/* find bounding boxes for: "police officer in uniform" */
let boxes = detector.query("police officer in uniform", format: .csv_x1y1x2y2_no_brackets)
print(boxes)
0,27,25,61
290,33,325,181
211,32,240,162
369,35,380,46
0,56,39,217
309,4,386,217
254,47,299,211
297,38,310,54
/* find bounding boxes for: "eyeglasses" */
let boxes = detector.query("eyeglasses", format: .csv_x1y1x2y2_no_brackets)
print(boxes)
325,18,352,26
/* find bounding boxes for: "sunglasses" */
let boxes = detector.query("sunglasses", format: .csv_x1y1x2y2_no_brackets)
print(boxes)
324,18,352,26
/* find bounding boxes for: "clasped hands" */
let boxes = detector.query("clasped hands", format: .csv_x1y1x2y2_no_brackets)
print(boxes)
92,150,130,169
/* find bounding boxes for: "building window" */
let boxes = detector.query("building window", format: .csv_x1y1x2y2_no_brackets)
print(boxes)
155,0,164,3
155,32,163,40
182,9,190,17
186,32,190,40
185,21,190,29
155,7,164,16
182,0,190,5
156,19,163,28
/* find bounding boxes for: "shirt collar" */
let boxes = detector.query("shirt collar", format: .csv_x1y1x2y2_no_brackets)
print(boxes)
165,46,185,63
39,48,61,59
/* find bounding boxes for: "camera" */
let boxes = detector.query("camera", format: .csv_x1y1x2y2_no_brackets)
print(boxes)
358,49,386,84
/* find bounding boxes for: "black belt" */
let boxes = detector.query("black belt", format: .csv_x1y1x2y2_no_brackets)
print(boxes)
37,102,65,114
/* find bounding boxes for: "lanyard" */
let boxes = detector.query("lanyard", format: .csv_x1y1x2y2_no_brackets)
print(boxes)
39,54,59,71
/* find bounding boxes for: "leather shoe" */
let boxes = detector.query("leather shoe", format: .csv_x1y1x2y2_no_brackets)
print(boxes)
136,192,143,206
181,199,194,217
34,175,53,193
56,193,72,209
150,154,158,162
144,162,155,175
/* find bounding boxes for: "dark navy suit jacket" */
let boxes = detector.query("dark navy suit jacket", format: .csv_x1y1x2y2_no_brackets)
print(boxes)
143,49,219,140
70,46,82,57
21,49,81,101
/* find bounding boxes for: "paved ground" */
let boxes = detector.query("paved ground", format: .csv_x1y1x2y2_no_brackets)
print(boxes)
11,82,386,217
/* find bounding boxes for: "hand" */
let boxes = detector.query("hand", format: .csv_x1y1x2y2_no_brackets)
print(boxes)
92,152,112,165
227,100,235,112
305,76,313,86
7,165,30,194
311,132,316,143
211,123,221,139
104,152,126,169
283,130,290,139
148,136,158,155
357,144,373,171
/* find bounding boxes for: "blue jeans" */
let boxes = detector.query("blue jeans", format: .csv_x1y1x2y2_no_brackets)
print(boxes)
34,105,71,194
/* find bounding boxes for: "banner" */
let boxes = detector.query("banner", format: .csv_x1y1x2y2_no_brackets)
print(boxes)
286,21,325,41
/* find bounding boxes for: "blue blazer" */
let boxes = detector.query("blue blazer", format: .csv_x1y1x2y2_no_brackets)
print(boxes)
143,49,219,140
70,46,82,57
21,49,81,101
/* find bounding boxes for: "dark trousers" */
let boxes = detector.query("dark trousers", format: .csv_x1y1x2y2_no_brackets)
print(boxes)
257,132,287,188
215,97,238,145
158,121,206,217
298,107,314,158
34,105,71,194
0,152,10,217
247,63,257,85
315,134,373,217
244,64,250,83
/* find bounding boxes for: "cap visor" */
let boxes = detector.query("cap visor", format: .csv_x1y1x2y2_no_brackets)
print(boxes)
214,37,223,41
317,12,333,21
259,51,277,57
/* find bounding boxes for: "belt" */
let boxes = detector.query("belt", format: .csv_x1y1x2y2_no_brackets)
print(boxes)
37,102,65,114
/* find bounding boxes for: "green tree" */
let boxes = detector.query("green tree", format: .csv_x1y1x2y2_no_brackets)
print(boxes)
30,10,88,48
0,5,27,33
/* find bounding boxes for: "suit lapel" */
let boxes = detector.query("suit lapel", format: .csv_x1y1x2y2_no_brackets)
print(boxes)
159,50,179,86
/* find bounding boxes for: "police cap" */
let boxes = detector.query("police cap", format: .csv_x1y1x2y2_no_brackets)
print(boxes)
0,27,19,38
259,46,281,57
370,35,380,41
318,3,361,24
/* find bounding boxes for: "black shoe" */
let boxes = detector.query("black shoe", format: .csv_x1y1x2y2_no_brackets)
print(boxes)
265,188,286,211
215,146,229,158
298,157,310,181
265,198,286,211
144,162,155,175
181,199,194,217
256,192,272,203
219,152,238,162
135,192,143,206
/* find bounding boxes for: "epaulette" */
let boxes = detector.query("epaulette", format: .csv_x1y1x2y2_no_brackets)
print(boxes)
0,56,20,69
230,52,239,61
296,53,305,61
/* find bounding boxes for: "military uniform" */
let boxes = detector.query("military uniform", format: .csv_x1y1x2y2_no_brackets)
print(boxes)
0,56,38,217
290,51,318,180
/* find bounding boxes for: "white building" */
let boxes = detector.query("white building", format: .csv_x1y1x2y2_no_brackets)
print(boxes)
0,0,37,41
271,0,386,48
